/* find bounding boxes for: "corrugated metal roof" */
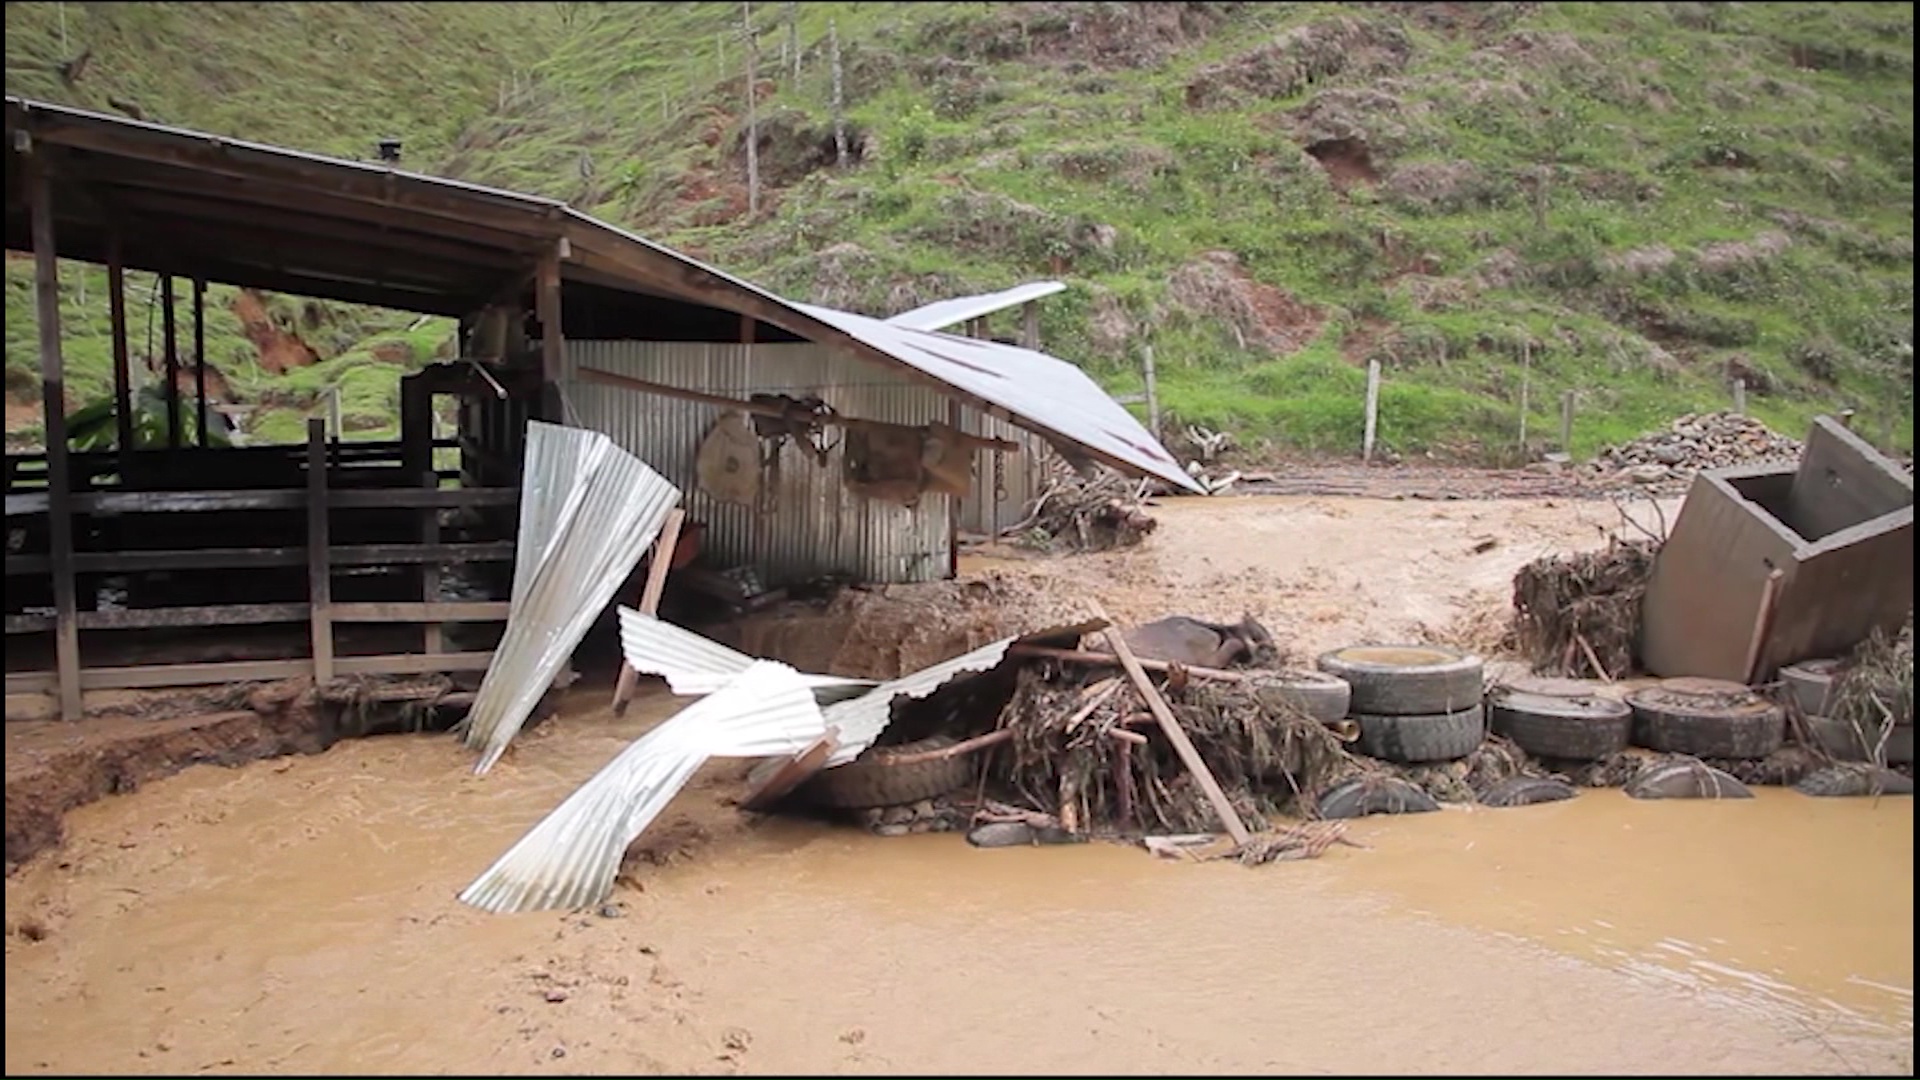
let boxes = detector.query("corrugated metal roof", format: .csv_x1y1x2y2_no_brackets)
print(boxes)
460,661,827,914
617,607,874,699
884,281,1068,332
795,303,1205,495
462,422,681,775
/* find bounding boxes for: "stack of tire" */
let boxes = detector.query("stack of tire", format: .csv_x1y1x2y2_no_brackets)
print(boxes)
1780,659,1914,766
1621,677,1785,759
1318,645,1487,763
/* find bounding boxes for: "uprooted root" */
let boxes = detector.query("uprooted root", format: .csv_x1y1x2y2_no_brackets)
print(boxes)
1215,821,1363,866
1010,460,1157,553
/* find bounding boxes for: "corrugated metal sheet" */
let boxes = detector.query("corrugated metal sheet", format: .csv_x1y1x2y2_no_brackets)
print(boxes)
794,303,1205,495
955,410,1047,537
618,607,874,699
884,281,1068,332
463,422,682,775
460,661,827,914
567,341,956,586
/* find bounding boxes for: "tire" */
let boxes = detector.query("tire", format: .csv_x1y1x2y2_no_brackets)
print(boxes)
1353,704,1485,763
1627,681,1784,759
1487,689,1631,761
1794,764,1915,798
1499,675,1613,698
1245,670,1352,724
1317,776,1440,819
1625,760,1754,800
1804,715,1915,765
1479,776,1578,808
1780,658,1844,717
1318,645,1484,716
802,736,974,810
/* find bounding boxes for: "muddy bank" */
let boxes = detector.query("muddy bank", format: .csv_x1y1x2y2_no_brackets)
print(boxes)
4,696,1910,1076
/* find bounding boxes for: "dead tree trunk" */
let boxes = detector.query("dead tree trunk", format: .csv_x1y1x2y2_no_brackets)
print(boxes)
830,19,848,168
744,2,760,218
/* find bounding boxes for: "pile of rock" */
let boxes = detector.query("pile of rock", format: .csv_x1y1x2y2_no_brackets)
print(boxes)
1591,412,1803,494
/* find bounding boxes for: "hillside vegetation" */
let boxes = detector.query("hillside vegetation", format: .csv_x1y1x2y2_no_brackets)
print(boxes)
6,1,1913,460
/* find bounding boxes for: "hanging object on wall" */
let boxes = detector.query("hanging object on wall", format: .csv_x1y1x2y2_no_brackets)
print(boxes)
696,410,761,506
919,420,976,499
843,420,931,507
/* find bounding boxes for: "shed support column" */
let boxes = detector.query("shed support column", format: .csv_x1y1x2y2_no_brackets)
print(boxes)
1021,301,1039,349
947,399,962,579
29,157,84,722
536,251,566,423
193,279,209,448
307,418,335,683
108,236,134,459
162,275,180,449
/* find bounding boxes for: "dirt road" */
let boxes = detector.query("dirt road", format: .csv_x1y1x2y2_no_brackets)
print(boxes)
5,490,1910,1076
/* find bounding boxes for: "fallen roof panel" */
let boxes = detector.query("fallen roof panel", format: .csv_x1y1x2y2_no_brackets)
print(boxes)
617,608,876,699
883,281,1068,332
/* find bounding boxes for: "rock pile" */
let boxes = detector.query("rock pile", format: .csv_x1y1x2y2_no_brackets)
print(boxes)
1591,412,1802,494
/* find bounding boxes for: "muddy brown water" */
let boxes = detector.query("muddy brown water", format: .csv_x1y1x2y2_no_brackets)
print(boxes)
5,690,1912,1076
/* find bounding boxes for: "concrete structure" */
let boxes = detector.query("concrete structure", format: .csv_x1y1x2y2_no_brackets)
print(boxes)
1640,417,1914,683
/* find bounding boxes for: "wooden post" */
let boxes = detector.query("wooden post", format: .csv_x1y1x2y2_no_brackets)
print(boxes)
536,251,566,422
1141,345,1160,438
740,311,756,345
744,1,760,219
193,278,209,448
829,19,847,168
1732,377,1747,416
611,508,688,716
947,398,962,578
1093,602,1251,846
307,418,334,683
785,0,799,81
162,275,180,449
1021,300,1040,349
1518,338,1531,449
107,236,134,459
29,156,83,722
1362,358,1381,462
1560,389,1575,453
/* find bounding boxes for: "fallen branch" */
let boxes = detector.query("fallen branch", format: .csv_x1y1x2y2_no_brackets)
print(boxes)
885,727,1016,766
1011,644,1248,683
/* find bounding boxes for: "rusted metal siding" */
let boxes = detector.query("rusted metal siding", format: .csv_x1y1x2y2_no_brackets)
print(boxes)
565,340,955,585
954,411,1047,537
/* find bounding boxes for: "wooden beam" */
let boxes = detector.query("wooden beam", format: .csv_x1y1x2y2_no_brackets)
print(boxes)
331,601,511,623
1008,644,1249,683
193,277,208,449
27,154,82,721
611,508,686,716
108,234,134,457
1091,602,1251,846
536,249,565,420
5,652,497,694
161,274,179,448
1021,300,1040,349
307,418,334,683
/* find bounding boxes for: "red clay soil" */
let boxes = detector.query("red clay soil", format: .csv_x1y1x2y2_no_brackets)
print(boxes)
230,288,319,375
4,683,331,870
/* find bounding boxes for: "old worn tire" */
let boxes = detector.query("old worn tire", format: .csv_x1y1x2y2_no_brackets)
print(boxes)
1353,704,1485,763
1804,715,1915,765
1488,689,1632,761
1627,681,1784,759
1479,776,1579,808
803,736,973,810
1246,670,1352,724
1626,760,1754,800
1318,645,1484,716
1317,776,1440,819
1780,659,1844,717
1794,764,1915,798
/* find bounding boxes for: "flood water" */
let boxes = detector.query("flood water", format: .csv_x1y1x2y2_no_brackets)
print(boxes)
5,691,1912,1076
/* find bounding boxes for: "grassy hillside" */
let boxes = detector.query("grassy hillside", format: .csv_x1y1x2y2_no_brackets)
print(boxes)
6,1,1913,460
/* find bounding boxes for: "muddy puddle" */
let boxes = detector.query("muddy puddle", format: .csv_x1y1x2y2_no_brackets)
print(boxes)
5,694,1912,1075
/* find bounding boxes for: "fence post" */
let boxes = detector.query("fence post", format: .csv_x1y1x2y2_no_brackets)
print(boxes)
1362,358,1381,462
1517,338,1531,448
1560,389,1575,453
1142,345,1160,438
1732,377,1746,416
307,418,334,683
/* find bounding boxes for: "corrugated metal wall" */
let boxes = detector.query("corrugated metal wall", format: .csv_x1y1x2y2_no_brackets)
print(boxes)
565,341,965,585
954,411,1047,537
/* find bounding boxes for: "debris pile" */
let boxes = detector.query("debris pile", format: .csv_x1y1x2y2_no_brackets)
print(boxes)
1011,461,1157,553
1511,538,1658,679
1589,412,1802,494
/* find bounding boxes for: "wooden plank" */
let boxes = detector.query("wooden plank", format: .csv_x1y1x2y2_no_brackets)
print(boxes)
7,652,497,694
193,278,209,449
75,604,308,630
71,548,304,573
1007,644,1248,683
611,508,686,716
28,155,83,723
331,601,511,623
740,726,841,812
1091,601,1251,846
536,249,565,421
5,493,49,516
36,487,516,513
108,236,134,458
307,418,334,683
331,542,516,566
162,275,180,448
334,651,495,676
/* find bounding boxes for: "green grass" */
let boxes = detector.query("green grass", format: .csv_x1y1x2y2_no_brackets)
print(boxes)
5,1,1912,460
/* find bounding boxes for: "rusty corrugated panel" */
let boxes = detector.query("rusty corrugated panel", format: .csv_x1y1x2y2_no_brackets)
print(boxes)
567,341,953,585
462,422,681,775
459,661,827,914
